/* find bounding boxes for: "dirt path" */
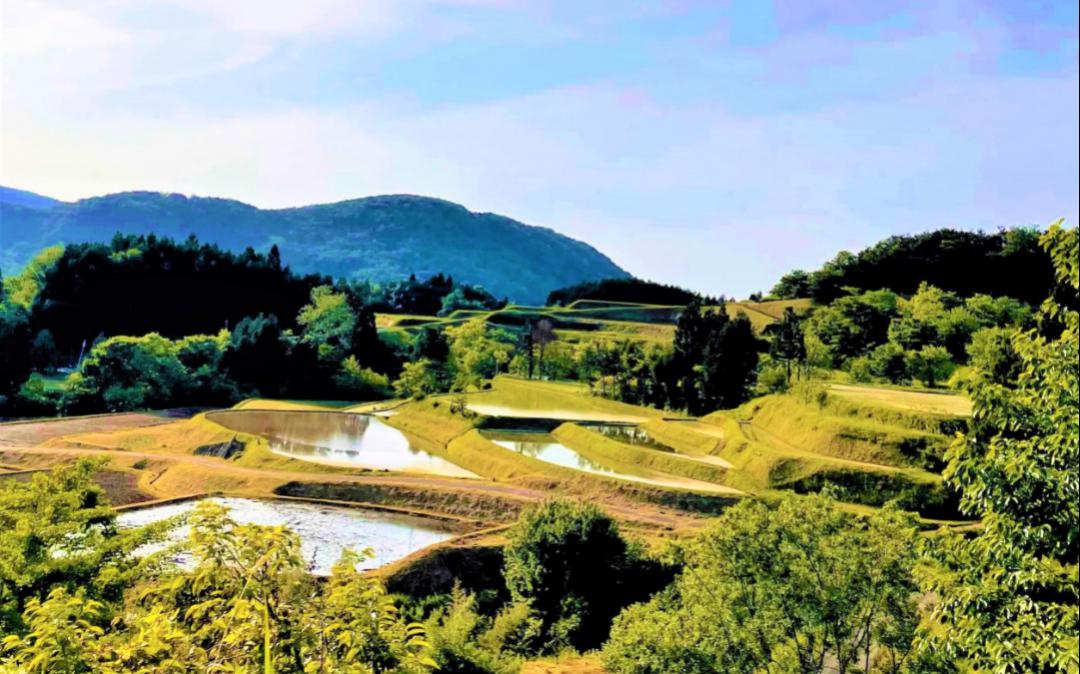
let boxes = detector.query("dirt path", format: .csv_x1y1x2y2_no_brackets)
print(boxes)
0,413,176,447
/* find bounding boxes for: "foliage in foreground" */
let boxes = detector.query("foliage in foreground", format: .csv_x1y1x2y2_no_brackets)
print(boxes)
0,460,163,635
602,493,926,674
916,222,1079,673
502,500,646,654
0,473,435,674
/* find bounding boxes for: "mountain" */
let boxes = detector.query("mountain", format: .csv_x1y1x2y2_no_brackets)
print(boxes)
0,188,629,303
0,186,62,210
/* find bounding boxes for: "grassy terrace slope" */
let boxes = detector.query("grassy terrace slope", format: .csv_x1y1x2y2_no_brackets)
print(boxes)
463,378,667,422
689,384,970,519
1,377,972,535
376,297,812,350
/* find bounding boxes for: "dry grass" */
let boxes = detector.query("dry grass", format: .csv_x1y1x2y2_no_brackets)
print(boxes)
828,384,973,417
233,399,357,411
465,377,666,423
522,655,607,674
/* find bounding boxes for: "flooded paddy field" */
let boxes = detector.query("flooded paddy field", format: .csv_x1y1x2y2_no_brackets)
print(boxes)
207,410,477,478
481,430,736,494
118,496,457,574
581,422,675,452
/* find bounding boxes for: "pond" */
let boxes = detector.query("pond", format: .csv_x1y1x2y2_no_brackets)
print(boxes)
117,497,457,574
580,422,675,452
482,431,735,493
206,410,477,478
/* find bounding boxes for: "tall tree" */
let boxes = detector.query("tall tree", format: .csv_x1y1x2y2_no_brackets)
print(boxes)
917,222,1078,673
531,318,556,379
767,307,807,382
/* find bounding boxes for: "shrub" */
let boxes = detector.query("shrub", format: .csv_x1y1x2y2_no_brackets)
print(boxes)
424,586,528,674
906,345,955,388
336,355,392,399
845,355,874,383
603,494,922,674
868,341,910,384
502,500,637,653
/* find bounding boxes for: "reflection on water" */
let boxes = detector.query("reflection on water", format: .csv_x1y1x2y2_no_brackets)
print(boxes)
484,431,714,491
582,423,674,452
118,497,455,574
492,434,617,474
207,410,476,478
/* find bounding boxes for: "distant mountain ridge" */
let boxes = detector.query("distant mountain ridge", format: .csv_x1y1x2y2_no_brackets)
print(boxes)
0,187,629,303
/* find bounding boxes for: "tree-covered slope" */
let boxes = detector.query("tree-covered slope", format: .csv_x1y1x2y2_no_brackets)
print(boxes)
0,189,629,303
771,228,1056,305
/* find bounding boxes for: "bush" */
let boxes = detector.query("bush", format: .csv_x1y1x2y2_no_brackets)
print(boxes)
424,586,529,674
965,326,1020,385
845,356,874,383
906,345,955,388
336,355,392,399
603,494,922,674
868,341,910,383
502,500,638,653
755,362,790,394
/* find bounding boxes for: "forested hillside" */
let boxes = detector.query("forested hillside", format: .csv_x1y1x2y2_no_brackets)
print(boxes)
771,228,1056,305
0,188,629,303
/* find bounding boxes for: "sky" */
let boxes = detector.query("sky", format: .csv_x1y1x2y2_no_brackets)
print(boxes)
1,1,1077,297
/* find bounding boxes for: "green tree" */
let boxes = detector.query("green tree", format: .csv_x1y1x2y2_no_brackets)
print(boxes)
767,307,807,383
803,291,898,367
0,460,160,634
905,345,954,388
916,222,1079,673
423,586,532,674
394,359,440,399
503,500,638,653
336,355,392,399
445,318,513,390
868,342,910,384
298,285,357,361
965,326,1021,386
603,493,922,674
675,300,761,414
64,334,188,411
2,500,436,674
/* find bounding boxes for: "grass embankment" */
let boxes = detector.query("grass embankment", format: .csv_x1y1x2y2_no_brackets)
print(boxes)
727,394,949,469
695,393,962,519
233,399,358,411
826,384,972,422
38,413,360,497
377,299,806,353
464,377,666,422
639,419,723,455
384,398,737,512
551,423,729,485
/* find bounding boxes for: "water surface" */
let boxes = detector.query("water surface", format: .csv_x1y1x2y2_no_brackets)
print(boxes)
581,423,675,452
118,497,455,574
483,431,735,493
207,410,476,477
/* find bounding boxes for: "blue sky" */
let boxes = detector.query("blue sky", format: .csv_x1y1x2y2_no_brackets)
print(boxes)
1,0,1077,297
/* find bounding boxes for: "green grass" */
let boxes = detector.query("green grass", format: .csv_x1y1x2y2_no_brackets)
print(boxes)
722,394,949,470
463,377,667,422
551,423,729,484
639,419,723,455
827,383,972,418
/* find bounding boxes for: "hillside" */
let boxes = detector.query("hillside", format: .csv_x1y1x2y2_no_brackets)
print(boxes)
770,227,1055,305
0,188,629,303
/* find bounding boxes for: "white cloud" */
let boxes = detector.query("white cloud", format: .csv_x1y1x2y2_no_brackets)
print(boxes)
3,72,1075,296
0,0,130,55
